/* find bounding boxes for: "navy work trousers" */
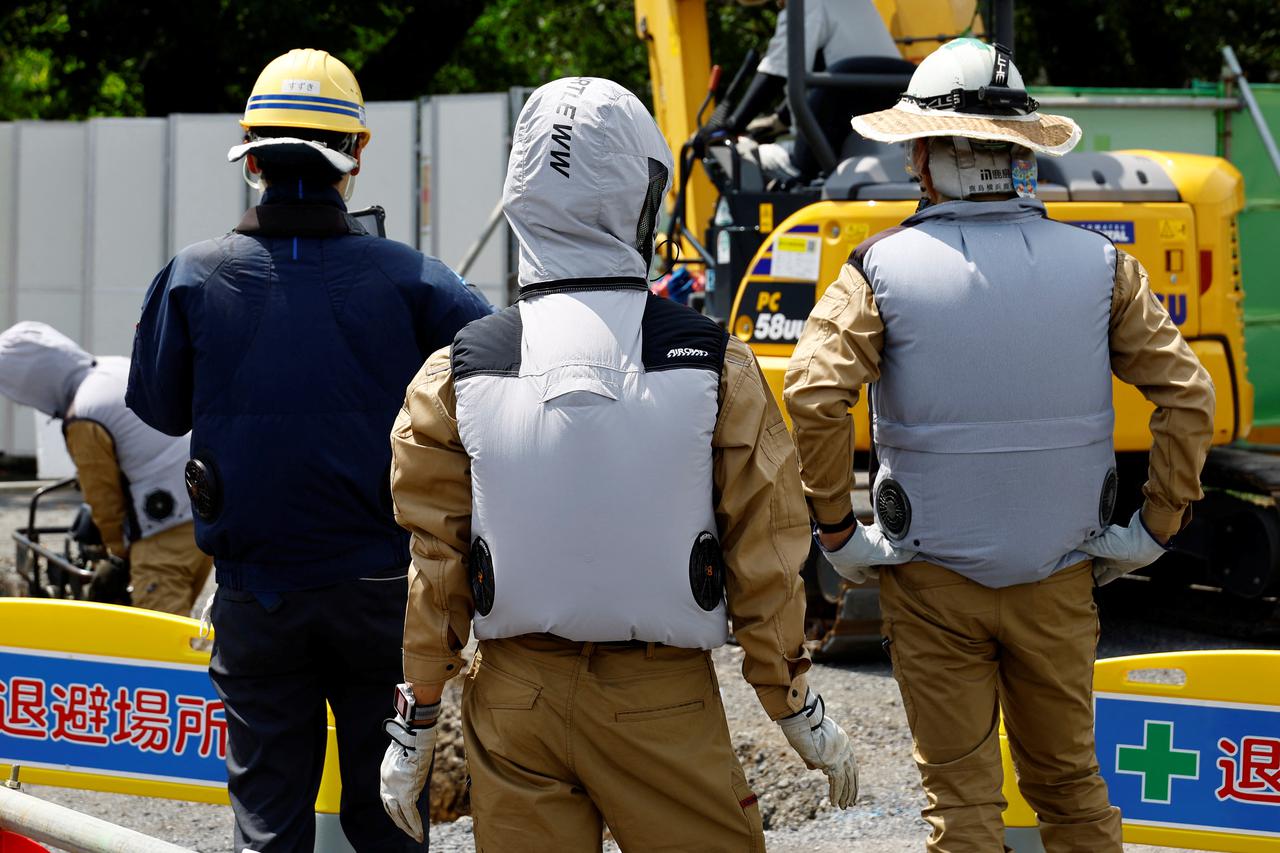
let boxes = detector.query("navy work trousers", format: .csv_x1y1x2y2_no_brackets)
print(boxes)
210,574,429,852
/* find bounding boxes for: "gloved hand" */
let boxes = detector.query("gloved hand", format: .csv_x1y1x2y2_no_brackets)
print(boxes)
379,718,436,842
777,689,859,808
87,555,131,605
819,522,917,584
1079,508,1168,586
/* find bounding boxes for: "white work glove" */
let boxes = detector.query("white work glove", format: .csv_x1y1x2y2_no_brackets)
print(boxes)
1079,508,1168,586
777,689,859,809
379,718,436,842
819,522,917,584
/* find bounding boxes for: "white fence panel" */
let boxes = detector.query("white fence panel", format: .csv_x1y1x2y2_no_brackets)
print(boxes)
0,94,519,460
167,114,247,256
350,101,417,246
424,94,510,306
0,123,16,457
9,122,89,456
87,118,168,357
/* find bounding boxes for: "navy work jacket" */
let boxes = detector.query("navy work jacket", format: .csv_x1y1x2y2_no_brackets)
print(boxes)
127,183,491,592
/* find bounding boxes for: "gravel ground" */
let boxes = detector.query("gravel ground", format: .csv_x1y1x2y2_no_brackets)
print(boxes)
1,481,1271,852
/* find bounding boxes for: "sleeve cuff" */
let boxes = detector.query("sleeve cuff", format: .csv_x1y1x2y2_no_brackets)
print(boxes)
756,672,811,721
809,496,855,530
1140,502,1187,543
402,650,467,684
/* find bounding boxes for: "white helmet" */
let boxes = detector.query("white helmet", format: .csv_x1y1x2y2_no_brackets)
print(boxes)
852,38,1080,156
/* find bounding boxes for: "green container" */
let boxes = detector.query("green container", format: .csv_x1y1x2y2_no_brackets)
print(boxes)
1032,84,1280,429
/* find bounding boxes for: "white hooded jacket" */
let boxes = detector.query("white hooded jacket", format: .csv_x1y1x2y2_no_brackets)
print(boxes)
451,78,732,647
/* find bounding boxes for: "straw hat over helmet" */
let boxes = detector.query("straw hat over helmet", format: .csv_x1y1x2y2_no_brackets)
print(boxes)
851,38,1081,156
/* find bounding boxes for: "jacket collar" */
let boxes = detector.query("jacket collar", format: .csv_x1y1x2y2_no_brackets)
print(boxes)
260,181,346,209
905,197,1046,227
238,183,362,238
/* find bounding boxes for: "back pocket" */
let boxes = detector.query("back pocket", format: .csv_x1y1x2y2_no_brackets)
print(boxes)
615,699,705,723
476,660,541,711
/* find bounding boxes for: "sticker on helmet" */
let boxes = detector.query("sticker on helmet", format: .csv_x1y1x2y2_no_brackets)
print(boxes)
281,79,321,95
1012,157,1037,198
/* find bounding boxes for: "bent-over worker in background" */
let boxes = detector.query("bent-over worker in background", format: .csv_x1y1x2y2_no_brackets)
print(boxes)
127,48,490,852
783,39,1216,852
0,321,210,614
378,75,858,850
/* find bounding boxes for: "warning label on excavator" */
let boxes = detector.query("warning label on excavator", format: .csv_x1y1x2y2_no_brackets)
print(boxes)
1159,219,1189,241
1096,692,1280,838
771,234,822,281
1074,221,1136,244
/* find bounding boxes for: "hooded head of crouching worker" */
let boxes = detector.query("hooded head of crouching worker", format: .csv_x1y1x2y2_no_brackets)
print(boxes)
381,76,862,850
851,37,1081,206
227,48,371,199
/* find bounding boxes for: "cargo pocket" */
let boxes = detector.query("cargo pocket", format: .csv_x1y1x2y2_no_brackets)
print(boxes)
732,778,764,851
615,699,705,723
882,619,917,729
475,660,541,710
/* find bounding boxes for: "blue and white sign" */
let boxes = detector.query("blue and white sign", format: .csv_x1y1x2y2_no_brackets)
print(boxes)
0,646,226,786
1096,692,1280,838
1074,220,1136,244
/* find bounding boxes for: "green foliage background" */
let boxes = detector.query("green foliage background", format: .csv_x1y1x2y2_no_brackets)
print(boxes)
1,0,1277,121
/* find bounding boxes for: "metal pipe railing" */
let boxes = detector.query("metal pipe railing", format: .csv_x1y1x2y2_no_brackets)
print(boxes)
1223,46,1280,178
0,784,196,853
455,200,506,279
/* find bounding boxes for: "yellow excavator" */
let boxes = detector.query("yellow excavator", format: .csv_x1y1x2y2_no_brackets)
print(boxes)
636,0,1278,656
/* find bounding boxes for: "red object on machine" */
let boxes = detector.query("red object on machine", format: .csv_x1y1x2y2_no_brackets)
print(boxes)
0,830,50,852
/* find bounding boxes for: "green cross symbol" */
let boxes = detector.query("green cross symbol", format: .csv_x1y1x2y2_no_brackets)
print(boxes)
1116,720,1200,804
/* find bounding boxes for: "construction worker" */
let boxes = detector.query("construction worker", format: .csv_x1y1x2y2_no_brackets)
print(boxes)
378,76,858,850
783,39,1216,852
728,0,914,183
0,321,210,614
127,49,490,852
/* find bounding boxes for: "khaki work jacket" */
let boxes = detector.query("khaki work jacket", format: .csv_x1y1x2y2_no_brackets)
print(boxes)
63,419,129,558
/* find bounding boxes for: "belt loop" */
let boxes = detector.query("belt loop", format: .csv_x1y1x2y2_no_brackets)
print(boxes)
645,642,656,660
579,641,595,658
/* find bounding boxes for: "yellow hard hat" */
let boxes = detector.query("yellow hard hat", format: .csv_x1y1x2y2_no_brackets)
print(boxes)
239,48,370,143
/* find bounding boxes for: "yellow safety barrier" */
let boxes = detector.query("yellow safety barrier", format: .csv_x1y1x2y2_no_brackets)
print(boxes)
0,599,342,815
1002,650,1280,852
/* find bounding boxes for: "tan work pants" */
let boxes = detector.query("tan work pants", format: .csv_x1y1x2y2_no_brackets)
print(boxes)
462,635,764,853
129,522,213,616
880,560,1123,853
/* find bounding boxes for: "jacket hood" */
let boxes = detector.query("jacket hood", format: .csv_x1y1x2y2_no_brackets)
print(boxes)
503,77,674,291
0,322,94,417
